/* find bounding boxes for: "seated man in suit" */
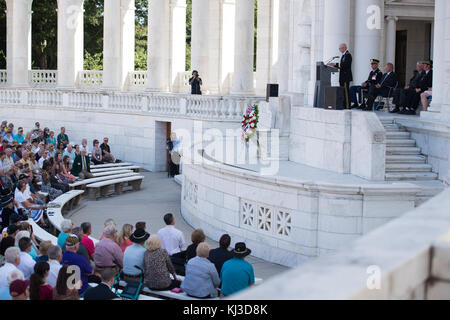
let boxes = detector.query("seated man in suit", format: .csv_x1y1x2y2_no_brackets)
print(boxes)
70,149,94,180
349,59,383,109
391,62,424,114
400,60,433,115
364,63,398,111
83,267,119,300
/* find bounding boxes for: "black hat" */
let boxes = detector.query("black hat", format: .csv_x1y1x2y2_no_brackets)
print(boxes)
233,242,251,257
0,186,13,208
370,59,380,64
7,224,20,235
19,174,29,180
130,229,150,243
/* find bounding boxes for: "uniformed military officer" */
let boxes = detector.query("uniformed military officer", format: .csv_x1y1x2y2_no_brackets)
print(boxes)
349,59,383,109
328,43,353,109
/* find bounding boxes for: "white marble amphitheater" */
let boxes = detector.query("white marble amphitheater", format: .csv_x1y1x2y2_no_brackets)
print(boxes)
1,0,449,299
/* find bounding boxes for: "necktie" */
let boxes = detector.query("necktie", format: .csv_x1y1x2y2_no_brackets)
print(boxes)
82,156,86,171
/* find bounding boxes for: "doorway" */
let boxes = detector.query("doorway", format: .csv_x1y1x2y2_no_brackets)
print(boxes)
395,30,407,88
154,121,171,172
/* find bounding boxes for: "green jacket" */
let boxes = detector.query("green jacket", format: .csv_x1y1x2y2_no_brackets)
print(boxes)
70,155,91,176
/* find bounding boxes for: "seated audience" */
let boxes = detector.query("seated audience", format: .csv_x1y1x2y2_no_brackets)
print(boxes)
47,245,62,288
94,225,123,272
100,137,115,163
65,227,90,263
91,139,103,165
83,267,119,301
123,228,150,281
349,59,383,109
70,149,94,180
15,181,46,227
29,261,53,300
62,235,93,296
208,234,233,276
220,243,255,296
17,237,36,280
62,144,76,166
181,243,220,299
0,247,22,288
117,224,134,252
46,131,56,147
157,213,186,275
36,241,52,262
9,279,30,300
186,229,206,262
0,269,24,300
57,127,69,148
58,219,73,249
53,265,80,300
80,222,95,261
143,235,181,291
100,219,117,240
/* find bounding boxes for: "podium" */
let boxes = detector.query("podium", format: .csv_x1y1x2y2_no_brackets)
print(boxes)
314,62,339,108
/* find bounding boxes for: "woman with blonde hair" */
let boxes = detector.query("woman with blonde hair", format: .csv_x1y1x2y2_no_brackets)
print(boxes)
143,235,181,291
117,224,134,252
100,219,117,240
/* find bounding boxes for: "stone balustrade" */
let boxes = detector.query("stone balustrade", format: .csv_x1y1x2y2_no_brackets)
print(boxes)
0,88,263,121
78,70,104,89
28,70,58,88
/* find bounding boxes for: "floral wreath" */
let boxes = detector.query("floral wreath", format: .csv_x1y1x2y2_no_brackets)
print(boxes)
241,104,259,143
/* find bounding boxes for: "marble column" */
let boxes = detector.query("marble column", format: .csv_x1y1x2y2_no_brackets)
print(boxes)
255,0,279,95
354,0,384,84
6,0,33,88
191,0,210,90
103,0,135,90
322,0,350,61
220,0,236,94
170,0,187,92
385,16,398,65
231,0,255,95
57,0,84,89
277,0,290,94
147,0,170,92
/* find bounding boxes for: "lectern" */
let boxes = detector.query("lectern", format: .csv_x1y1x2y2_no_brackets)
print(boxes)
314,62,339,108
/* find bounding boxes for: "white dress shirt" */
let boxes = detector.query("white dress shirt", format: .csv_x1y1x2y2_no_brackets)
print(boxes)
0,263,23,288
47,260,62,288
17,252,36,280
157,225,186,255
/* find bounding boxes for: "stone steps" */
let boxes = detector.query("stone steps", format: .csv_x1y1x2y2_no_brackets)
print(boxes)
386,131,411,139
386,155,427,164
386,139,416,147
386,163,433,172
385,172,439,181
386,146,422,155
381,118,437,181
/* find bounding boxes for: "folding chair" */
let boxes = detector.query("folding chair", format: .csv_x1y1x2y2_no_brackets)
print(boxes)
373,82,398,112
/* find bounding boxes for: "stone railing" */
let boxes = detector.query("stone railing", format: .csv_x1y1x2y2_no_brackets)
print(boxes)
0,70,7,87
0,88,264,121
128,71,147,91
232,188,450,300
78,70,103,89
29,70,58,88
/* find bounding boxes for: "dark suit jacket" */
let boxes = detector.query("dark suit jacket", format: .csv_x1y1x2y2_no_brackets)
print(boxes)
83,283,118,300
379,72,398,89
208,247,234,276
336,51,353,83
70,155,91,176
419,70,433,91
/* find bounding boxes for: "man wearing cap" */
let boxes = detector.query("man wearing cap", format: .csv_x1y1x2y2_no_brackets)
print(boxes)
349,59,383,109
123,228,150,281
62,235,93,296
9,279,30,300
13,128,25,145
400,60,433,115
220,242,255,296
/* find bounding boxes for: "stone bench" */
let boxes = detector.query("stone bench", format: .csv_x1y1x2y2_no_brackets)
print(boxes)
70,172,140,190
90,162,133,169
86,176,144,200
91,166,140,174
92,170,134,178
27,219,58,246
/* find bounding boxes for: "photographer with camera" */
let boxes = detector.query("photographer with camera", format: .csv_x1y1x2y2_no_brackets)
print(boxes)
189,70,203,95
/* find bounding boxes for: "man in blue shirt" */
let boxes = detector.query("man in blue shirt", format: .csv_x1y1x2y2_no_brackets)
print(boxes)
220,243,255,296
13,128,25,145
62,236,93,296
123,229,149,280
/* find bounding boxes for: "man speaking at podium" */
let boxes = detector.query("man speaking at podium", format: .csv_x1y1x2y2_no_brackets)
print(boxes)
328,43,353,109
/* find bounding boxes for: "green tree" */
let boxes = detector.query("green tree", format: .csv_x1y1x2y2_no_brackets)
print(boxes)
135,0,148,70
84,0,104,70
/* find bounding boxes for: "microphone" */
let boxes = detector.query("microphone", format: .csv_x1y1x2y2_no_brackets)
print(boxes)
325,56,340,65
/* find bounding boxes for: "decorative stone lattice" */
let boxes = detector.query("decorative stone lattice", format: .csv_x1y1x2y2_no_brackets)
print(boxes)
240,200,292,238
184,178,198,208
